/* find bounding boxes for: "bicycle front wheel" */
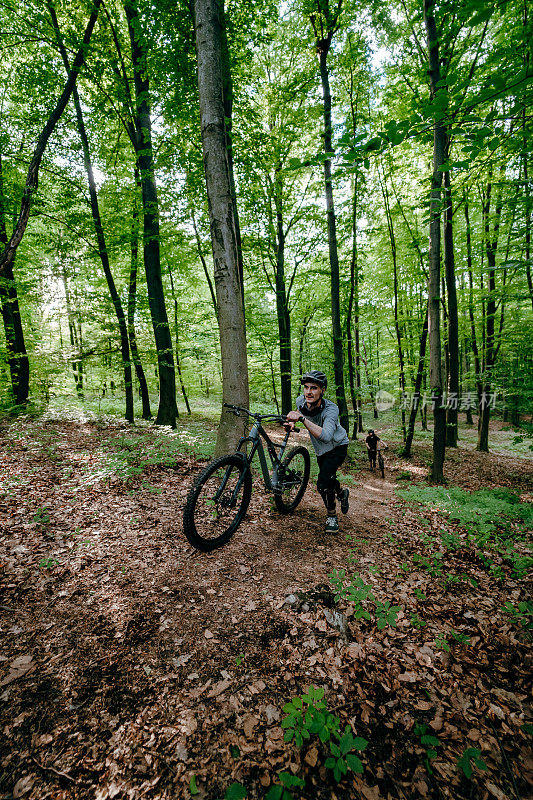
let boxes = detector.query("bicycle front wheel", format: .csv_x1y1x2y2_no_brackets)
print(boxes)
378,452,385,479
183,455,252,551
274,446,310,513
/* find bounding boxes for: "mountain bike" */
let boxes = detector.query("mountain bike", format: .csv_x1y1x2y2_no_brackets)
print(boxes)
377,445,388,479
183,404,311,551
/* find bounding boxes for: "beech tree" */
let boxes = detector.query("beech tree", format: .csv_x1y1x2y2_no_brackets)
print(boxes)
193,0,249,453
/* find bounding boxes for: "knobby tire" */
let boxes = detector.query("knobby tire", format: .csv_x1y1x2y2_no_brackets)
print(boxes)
183,454,252,551
274,446,310,513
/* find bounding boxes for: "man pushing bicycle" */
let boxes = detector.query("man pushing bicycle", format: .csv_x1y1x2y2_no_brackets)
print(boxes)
285,371,350,534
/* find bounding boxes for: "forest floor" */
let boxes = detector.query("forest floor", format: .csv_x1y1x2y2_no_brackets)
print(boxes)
0,410,532,800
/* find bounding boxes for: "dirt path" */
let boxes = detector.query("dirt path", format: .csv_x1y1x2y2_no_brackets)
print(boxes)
1,419,531,800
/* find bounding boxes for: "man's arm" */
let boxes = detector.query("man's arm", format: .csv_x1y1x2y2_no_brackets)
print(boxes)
286,409,323,439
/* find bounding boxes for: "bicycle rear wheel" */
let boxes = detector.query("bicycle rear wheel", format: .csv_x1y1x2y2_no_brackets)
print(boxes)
183,455,252,551
274,446,310,513
378,452,385,479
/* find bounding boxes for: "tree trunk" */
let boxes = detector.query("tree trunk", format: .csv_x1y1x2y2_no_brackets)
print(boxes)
0,2,102,277
380,169,406,441
273,167,292,415
424,0,446,482
477,172,503,452
61,266,83,397
443,170,459,446
317,40,349,433
464,192,483,422
128,185,152,419
194,0,249,454
125,0,177,427
168,264,191,415
401,303,429,458
0,155,29,404
218,0,245,311
50,3,134,422
361,336,378,419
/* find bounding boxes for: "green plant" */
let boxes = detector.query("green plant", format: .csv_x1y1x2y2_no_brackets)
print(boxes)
235,653,245,666
33,506,50,528
189,774,199,795
440,531,462,550
415,723,441,774
282,686,339,746
266,772,304,800
411,613,427,630
413,552,443,577
219,783,247,800
502,600,533,630
325,725,368,781
434,634,449,651
375,600,400,629
414,588,427,601
451,631,470,645
39,557,58,569
457,747,486,779
396,485,533,545
281,687,368,784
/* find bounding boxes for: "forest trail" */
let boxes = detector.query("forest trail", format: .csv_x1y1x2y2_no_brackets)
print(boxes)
1,418,532,800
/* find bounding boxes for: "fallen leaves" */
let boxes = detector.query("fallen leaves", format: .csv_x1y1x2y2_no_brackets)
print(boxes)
0,655,35,686
0,418,531,800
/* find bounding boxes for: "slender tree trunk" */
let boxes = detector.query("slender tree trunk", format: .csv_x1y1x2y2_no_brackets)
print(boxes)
443,170,459,446
272,166,292,415
464,193,483,418
128,186,152,419
194,0,249,454
125,0,177,427
346,74,363,437
361,336,378,419
0,155,29,404
317,41,349,432
0,2,102,277
402,304,429,458
424,0,447,482
478,173,503,451
380,170,406,440
50,4,133,422
523,2,533,311
168,264,191,414
298,310,315,376
192,210,218,316
61,266,83,397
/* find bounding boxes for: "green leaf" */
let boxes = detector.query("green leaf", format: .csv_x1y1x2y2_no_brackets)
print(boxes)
224,783,247,800
279,773,305,789
339,729,354,755
346,754,364,773
352,737,368,751
324,757,336,769
421,734,441,748
265,787,283,800
189,775,199,796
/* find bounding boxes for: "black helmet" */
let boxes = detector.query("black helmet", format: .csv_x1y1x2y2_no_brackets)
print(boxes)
301,370,327,389
368,429,374,434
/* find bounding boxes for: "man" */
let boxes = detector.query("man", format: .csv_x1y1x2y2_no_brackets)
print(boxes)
285,371,350,534
365,429,387,470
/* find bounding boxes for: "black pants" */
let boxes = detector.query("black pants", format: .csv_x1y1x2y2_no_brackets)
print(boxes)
316,444,348,514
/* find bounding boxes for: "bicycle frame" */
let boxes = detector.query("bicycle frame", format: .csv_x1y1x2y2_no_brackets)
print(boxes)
236,419,292,492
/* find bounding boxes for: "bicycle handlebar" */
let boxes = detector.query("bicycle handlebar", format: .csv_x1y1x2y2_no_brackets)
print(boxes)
223,403,289,425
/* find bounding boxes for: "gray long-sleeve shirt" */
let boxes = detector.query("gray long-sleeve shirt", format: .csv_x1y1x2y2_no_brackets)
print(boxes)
295,395,349,456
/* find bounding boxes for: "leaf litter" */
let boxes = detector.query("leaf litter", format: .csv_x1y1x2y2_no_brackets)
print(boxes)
0,417,531,800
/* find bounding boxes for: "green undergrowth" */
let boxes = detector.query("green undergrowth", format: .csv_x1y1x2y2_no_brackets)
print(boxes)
396,484,532,542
